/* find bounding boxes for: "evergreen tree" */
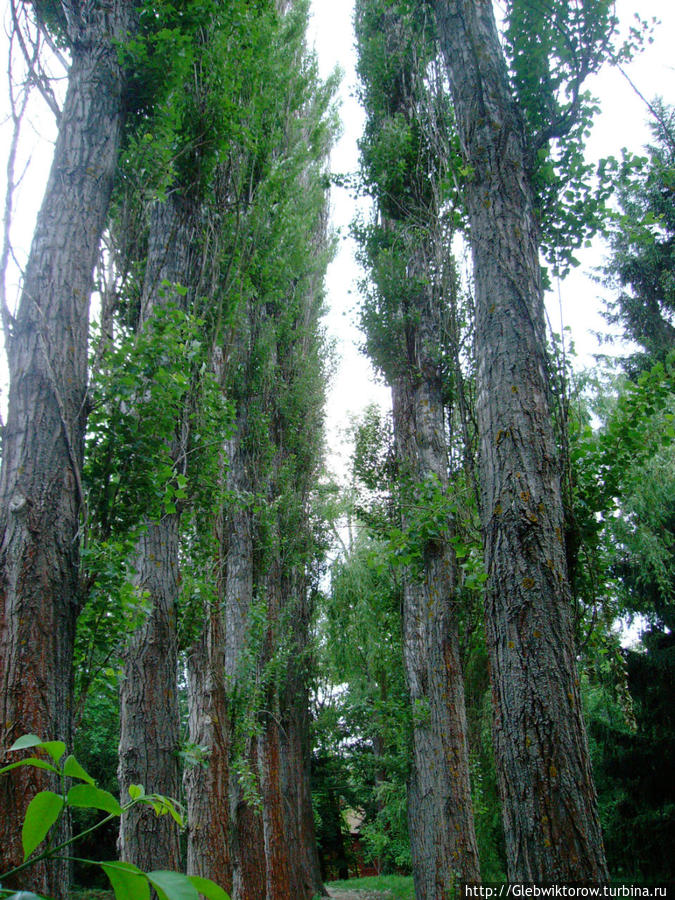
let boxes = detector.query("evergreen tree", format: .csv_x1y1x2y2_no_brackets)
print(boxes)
602,102,675,374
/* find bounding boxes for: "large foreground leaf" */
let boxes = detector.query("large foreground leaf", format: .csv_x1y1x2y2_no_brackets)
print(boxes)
147,871,199,900
187,875,231,900
67,783,122,816
101,861,150,900
0,757,59,777
22,791,64,860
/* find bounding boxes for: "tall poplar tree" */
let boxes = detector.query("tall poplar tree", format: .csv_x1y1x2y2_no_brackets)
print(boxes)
429,0,613,880
355,1,480,893
223,67,334,888
116,196,197,872
181,3,335,895
0,3,136,893
113,0,288,875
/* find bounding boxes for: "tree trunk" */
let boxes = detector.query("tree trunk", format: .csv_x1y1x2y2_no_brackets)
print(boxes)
257,563,293,900
354,4,479,887
432,0,608,881
0,5,131,894
225,422,267,900
391,315,481,894
230,740,267,900
185,347,232,889
185,604,231,890
118,197,196,871
117,517,181,871
279,572,325,899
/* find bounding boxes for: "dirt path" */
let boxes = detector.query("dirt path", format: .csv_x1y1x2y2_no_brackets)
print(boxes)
325,889,393,900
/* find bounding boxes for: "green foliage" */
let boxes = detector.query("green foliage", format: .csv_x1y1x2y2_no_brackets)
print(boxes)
563,353,674,629
119,0,278,200
562,350,674,881
77,301,228,715
354,0,460,222
585,625,675,881
0,736,229,900
601,102,675,375
86,303,205,535
503,0,623,274
315,535,412,874
354,0,463,390
310,750,355,881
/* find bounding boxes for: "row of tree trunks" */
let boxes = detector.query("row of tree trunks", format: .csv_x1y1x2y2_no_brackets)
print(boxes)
391,254,481,895
0,3,134,894
431,0,608,882
118,197,197,871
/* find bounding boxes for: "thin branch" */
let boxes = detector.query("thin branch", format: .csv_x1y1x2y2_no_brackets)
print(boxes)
617,65,675,156
0,22,35,340
10,0,62,122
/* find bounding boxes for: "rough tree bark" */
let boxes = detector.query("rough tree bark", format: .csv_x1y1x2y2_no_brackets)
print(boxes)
431,0,608,881
0,3,133,894
258,560,292,900
279,570,325,899
185,595,231,890
184,346,232,890
391,245,481,897
225,417,267,900
118,198,196,871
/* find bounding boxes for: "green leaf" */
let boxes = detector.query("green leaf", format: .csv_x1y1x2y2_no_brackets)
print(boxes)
8,734,44,752
63,755,96,785
147,871,199,900
9,735,67,763
22,790,64,859
37,741,66,763
128,783,145,800
187,876,231,900
140,793,184,825
66,783,123,816
100,861,150,900
0,757,60,776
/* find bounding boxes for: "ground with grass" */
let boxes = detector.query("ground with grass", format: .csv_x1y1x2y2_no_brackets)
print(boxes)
325,874,414,900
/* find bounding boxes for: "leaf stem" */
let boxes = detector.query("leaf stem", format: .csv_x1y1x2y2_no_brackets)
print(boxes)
0,803,135,883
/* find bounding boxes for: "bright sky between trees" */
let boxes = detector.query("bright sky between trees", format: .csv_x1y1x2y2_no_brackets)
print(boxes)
307,0,675,476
